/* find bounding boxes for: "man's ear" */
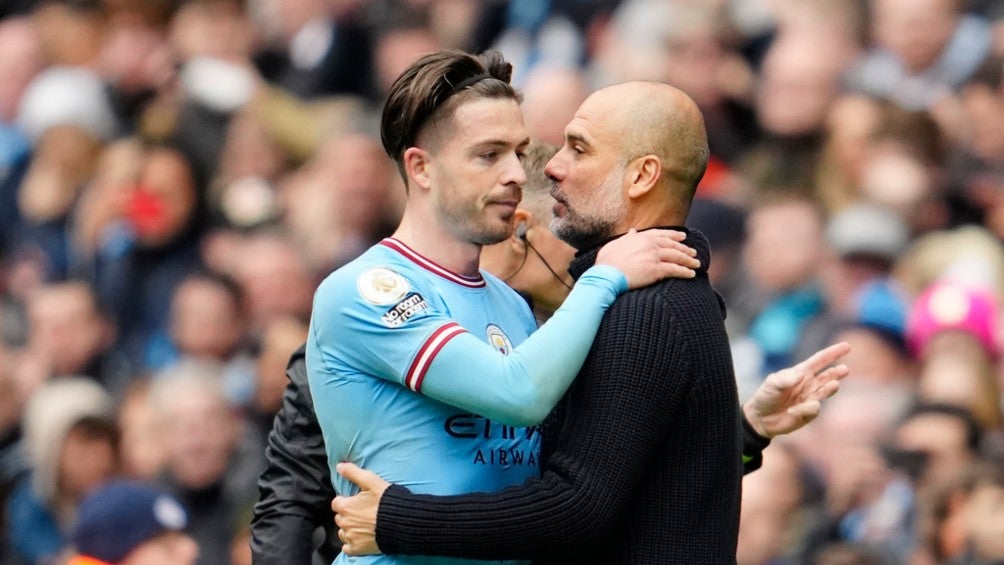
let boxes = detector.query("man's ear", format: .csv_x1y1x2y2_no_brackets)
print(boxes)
403,147,431,191
626,154,661,199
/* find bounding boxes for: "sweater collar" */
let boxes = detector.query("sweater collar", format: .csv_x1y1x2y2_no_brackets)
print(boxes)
568,226,712,281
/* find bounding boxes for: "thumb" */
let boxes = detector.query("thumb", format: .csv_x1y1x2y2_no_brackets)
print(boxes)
337,461,381,491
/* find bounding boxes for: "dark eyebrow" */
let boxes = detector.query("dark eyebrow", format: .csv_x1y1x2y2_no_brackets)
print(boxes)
566,132,590,149
471,137,532,151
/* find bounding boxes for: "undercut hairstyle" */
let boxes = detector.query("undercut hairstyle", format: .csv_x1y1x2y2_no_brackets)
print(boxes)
380,49,521,182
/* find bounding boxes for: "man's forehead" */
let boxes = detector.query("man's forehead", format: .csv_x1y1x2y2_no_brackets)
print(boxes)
564,112,604,145
451,98,528,145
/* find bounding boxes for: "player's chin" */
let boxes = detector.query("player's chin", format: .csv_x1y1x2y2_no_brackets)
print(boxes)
474,218,513,245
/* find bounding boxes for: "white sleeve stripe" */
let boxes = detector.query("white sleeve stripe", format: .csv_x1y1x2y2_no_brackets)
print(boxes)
405,322,467,392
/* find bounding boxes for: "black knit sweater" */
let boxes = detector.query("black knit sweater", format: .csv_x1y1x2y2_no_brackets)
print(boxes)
376,228,744,564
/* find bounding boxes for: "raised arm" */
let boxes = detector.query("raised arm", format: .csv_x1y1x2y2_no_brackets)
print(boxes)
310,229,698,427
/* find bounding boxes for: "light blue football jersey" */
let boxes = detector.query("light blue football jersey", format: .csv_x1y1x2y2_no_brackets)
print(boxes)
307,237,626,565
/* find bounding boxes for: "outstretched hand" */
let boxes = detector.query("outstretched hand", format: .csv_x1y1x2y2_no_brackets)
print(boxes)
331,462,390,556
596,229,700,289
743,342,851,438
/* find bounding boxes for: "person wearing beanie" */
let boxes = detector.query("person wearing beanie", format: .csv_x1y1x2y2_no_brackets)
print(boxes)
69,481,198,565
4,377,119,564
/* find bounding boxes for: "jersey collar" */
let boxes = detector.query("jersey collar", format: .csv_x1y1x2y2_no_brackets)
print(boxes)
380,238,487,289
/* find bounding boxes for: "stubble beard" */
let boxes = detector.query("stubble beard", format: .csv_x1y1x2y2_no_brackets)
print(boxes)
549,167,626,251
436,189,516,246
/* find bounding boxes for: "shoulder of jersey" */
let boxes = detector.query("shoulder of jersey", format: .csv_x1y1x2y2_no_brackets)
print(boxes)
356,265,412,305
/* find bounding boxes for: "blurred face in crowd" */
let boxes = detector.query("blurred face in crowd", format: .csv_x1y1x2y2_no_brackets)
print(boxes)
755,34,848,137
375,26,441,97
743,197,824,292
858,146,936,222
873,0,960,73
520,67,589,147
58,421,118,503
217,112,286,186
33,1,105,66
234,233,315,331
964,481,1004,561
806,383,909,513
823,95,886,188
170,0,255,62
737,446,804,565
27,282,111,378
0,17,43,122
132,148,198,248
158,375,238,489
893,411,975,488
917,334,1000,429
318,133,398,235
254,316,308,415
829,326,913,385
960,82,1004,163
121,531,199,565
170,277,243,360
117,383,165,480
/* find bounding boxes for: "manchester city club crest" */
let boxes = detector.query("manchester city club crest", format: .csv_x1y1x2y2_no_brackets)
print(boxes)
485,324,513,355
357,267,410,305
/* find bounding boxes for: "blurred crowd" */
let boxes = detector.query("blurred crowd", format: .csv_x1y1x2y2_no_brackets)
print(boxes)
0,0,1003,564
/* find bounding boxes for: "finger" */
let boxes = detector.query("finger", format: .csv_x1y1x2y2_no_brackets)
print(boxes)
801,364,850,393
786,400,822,421
663,265,696,279
334,512,344,527
815,379,840,401
657,238,698,257
765,367,802,390
797,342,851,374
656,229,686,241
337,462,380,490
332,496,344,513
661,248,701,269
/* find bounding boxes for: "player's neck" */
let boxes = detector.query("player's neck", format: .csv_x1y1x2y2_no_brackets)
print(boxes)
392,214,482,277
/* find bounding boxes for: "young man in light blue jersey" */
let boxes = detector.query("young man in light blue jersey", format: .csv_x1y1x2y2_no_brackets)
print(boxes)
305,49,699,565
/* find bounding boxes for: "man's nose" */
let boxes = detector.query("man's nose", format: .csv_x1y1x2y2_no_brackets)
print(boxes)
504,152,527,186
544,153,564,182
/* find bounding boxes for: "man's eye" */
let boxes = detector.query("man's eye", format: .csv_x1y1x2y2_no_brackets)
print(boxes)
516,151,527,162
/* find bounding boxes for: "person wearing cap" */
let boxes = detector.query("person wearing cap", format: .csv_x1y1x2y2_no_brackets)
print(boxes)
69,481,197,565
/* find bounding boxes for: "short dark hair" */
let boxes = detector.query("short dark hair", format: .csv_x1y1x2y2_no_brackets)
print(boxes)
900,402,983,452
380,49,520,181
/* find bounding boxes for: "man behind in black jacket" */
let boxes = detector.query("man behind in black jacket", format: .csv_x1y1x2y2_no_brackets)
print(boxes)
330,82,850,563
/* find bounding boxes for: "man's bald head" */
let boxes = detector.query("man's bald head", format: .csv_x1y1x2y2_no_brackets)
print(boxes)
586,82,709,206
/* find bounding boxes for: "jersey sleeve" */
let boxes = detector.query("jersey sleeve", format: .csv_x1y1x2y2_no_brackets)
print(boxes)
308,264,628,427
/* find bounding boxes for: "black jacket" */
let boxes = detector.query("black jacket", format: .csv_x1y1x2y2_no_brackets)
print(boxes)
250,345,339,565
